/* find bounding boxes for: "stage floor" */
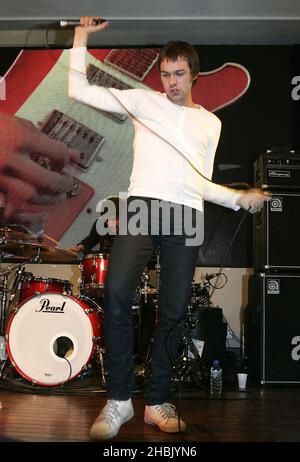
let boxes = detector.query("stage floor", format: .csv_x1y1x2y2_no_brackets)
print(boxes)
0,378,299,444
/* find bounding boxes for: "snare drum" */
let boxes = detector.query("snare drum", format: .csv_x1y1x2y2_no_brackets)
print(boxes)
81,253,109,295
20,273,72,302
5,293,102,386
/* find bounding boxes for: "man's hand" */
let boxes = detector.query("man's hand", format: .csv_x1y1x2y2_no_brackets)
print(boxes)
73,16,109,47
67,244,85,254
76,16,109,34
236,188,271,214
0,112,80,221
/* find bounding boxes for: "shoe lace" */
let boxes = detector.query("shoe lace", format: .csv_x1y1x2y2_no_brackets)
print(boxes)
100,400,122,427
155,403,177,420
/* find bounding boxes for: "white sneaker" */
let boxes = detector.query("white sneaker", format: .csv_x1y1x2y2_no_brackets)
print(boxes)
90,399,134,440
144,402,187,433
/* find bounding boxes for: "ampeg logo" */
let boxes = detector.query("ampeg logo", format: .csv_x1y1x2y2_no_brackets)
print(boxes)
291,336,300,361
270,197,283,212
267,279,280,295
268,170,290,178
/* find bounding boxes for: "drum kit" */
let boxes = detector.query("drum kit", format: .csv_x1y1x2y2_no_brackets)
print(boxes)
0,226,160,388
0,225,211,390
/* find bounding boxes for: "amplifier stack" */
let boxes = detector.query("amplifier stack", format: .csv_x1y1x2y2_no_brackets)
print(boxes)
245,148,300,384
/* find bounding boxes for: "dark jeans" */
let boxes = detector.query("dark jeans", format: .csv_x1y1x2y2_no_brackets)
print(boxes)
103,197,201,404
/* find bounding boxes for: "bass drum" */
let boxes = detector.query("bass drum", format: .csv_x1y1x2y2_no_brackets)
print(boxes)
5,293,102,386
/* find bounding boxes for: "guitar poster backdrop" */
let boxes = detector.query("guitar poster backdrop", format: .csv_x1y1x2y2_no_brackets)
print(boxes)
0,45,293,266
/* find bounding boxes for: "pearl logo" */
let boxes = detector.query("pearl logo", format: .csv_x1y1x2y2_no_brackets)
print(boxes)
291,336,300,361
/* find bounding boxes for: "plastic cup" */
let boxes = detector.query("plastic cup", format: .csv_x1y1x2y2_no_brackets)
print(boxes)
237,373,248,390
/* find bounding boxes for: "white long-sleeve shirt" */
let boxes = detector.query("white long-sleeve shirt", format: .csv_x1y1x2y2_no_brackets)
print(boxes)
69,47,242,213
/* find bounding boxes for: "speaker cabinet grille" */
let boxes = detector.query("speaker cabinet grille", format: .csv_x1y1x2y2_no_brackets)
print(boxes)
245,273,300,384
253,193,300,270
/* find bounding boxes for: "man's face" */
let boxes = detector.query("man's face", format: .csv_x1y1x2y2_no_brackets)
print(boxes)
160,57,194,105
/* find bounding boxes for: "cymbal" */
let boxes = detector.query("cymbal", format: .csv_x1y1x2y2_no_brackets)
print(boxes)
0,242,78,262
0,226,33,242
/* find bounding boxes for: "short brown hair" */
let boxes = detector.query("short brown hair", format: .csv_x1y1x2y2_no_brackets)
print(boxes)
157,41,200,84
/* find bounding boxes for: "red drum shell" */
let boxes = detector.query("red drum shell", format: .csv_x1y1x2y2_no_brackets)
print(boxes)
81,253,109,293
20,276,72,302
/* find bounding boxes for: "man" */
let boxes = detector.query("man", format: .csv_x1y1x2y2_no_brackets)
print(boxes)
68,195,120,255
69,16,269,440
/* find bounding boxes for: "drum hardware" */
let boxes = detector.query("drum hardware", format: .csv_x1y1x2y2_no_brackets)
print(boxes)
135,250,161,373
173,304,208,387
0,256,39,363
141,294,159,377
0,358,6,377
190,281,211,308
81,362,93,372
140,270,150,303
85,308,96,315
79,293,104,314
95,344,107,388
9,267,25,302
0,273,9,362
154,249,161,295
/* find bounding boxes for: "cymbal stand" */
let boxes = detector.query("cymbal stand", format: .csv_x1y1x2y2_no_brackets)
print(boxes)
0,273,9,361
0,255,41,363
140,270,149,304
97,345,107,389
154,250,161,294
143,304,160,374
172,304,208,388
141,251,161,375
0,261,26,361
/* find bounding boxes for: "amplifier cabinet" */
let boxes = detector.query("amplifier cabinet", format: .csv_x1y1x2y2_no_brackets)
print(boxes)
253,192,300,270
254,149,300,191
245,273,300,384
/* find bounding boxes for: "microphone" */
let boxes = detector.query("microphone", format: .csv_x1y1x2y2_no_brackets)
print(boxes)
60,18,107,28
205,272,221,281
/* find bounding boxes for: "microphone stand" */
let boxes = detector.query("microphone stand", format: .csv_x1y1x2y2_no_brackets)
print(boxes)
143,250,160,377
172,305,209,389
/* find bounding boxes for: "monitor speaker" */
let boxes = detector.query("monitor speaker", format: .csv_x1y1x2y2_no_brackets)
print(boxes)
253,193,300,270
245,273,300,384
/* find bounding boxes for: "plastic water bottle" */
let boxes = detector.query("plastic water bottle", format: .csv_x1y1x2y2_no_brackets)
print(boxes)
210,359,222,397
